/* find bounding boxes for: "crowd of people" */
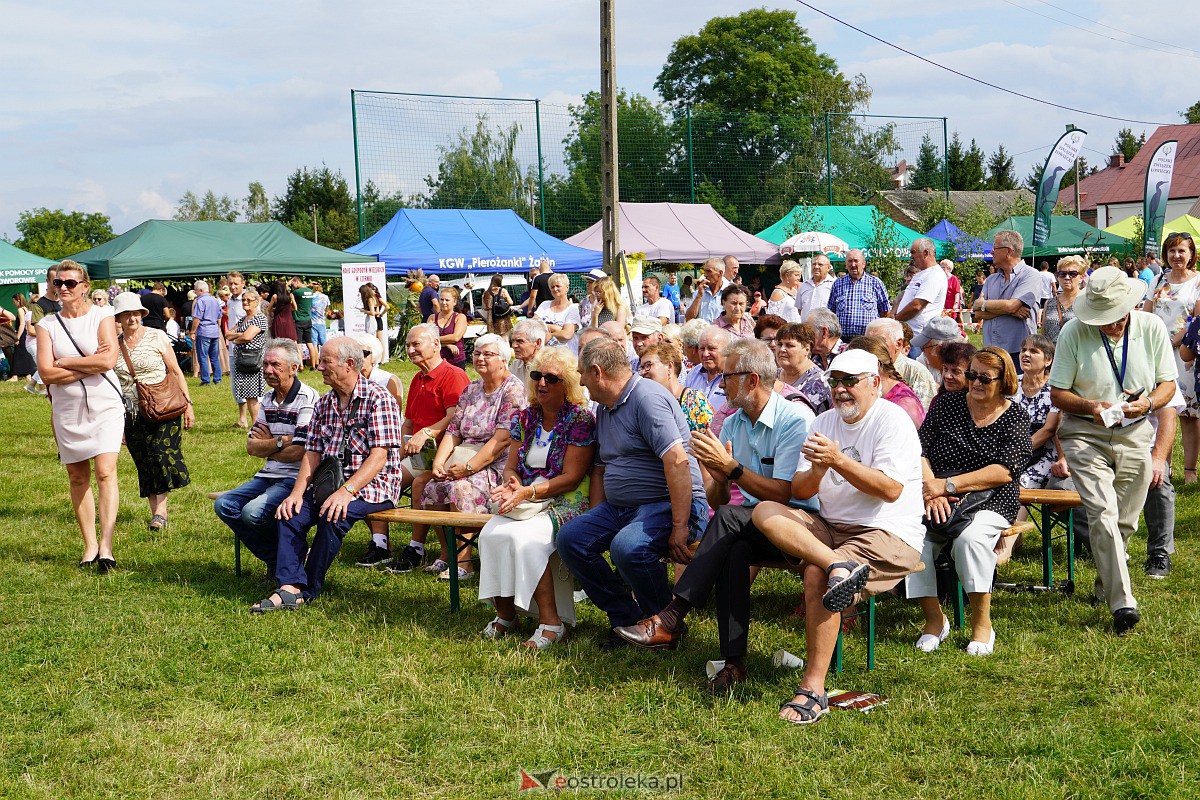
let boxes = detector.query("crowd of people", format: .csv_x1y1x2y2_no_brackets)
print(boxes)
24,228,1192,727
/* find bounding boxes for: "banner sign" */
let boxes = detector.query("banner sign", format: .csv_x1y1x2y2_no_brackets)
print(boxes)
436,255,554,271
1142,140,1178,255
1033,129,1087,247
341,261,389,361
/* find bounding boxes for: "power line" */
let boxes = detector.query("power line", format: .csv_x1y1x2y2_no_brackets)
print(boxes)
791,0,1172,127
998,0,1200,60
1026,0,1200,57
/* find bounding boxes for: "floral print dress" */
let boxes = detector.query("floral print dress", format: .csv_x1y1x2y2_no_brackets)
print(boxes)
1011,382,1056,489
509,402,596,531
423,373,527,512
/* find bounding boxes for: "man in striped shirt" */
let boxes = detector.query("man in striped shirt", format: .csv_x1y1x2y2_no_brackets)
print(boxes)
214,338,318,579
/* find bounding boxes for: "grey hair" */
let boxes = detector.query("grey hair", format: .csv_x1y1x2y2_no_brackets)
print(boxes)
242,288,260,303
193,280,210,293
662,323,681,340
579,337,631,378
680,319,710,348
911,237,937,258
702,257,723,273
698,325,731,347
939,259,955,270
264,338,302,368
473,332,512,364
513,316,547,344
994,229,1024,254
548,273,570,290
322,336,361,368
722,338,776,385
805,307,842,340
408,322,441,347
865,317,903,342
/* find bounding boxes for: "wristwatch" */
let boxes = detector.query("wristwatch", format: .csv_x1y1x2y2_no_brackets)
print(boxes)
944,477,957,495
275,436,285,451
728,463,744,481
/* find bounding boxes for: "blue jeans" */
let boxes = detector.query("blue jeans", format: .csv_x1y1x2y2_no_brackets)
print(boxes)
275,493,394,600
312,321,328,347
556,497,708,628
213,476,296,575
197,334,222,384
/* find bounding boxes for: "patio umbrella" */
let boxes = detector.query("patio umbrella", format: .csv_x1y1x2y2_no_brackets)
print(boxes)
779,231,850,257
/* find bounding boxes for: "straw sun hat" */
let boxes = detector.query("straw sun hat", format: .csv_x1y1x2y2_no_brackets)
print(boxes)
1072,266,1145,326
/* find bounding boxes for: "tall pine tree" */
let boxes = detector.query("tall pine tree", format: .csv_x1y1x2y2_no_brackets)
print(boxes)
911,133,943,190
986,144,1016,190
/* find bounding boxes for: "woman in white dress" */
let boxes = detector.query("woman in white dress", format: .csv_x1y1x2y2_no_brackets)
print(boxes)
534,274,581,355
765,259,803,323
477,347,596,650
34,260,124,571
1144,231,1200,482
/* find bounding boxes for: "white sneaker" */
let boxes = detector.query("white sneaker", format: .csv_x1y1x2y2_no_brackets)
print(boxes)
966,628,996,656
915,616,951,652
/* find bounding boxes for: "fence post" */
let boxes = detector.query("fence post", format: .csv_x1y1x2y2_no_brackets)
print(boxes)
535,98,546,231
686,105,696,204
825,112,833,205
351,90,363,242
942,117,950,200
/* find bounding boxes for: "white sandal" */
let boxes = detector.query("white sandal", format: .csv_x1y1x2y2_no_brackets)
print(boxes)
482,616,517,639
522,623,567,651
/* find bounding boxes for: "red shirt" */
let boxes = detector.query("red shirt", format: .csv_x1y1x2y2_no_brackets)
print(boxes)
405,359,469,430
944,274,962,310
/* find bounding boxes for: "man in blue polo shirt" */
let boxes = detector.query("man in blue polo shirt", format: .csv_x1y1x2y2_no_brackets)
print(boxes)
615,339,815,689
557,338,708,651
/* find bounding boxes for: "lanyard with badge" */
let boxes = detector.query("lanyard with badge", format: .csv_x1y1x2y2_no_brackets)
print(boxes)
1099,322,1144,405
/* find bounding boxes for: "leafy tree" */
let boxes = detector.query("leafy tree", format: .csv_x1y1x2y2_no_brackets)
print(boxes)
418,115,534,222
1060,157,1097,189
1113,128,1147,162
174,190,239,222
274,165,357,249
986,144,1017,190
654,8,875,227
910,133,943,191
358,180,408,240
918,195,957,237
1184,101,1200,124
867,209,907,294
542,90,683,238
15,208,115,259
961,199,1001,237
244,182,271,223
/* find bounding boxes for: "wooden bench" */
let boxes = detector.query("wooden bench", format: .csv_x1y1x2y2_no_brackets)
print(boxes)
366,508,493,612
1008,488,1083,595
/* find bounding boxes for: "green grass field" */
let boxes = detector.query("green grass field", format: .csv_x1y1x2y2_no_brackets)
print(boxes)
2,361,1198,799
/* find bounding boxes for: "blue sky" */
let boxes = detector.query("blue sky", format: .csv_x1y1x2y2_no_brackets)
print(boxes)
1,0,1195,240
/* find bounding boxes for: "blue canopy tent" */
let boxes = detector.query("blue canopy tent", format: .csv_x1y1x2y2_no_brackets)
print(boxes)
347,209,602,275
926,219,992,261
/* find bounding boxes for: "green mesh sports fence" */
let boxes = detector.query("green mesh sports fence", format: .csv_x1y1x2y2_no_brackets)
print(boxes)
351,90,948,245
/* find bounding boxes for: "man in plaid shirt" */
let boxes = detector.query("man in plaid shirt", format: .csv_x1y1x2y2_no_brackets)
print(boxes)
253,336,404,611
825,249,890,341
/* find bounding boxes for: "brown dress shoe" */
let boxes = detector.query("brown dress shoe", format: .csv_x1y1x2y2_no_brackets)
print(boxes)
614,615,683,650
706,662,747,695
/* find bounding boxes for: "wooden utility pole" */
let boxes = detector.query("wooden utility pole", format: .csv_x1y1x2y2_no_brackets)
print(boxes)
600,0,621,283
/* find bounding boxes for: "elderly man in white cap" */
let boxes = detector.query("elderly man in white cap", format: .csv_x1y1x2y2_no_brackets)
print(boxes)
1049,266,1177,635
629,316,664,372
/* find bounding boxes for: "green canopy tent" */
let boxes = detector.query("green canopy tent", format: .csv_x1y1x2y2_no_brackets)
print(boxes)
986,216,1131,260
68,220,377,280
0,241,56,315
757,205,950,260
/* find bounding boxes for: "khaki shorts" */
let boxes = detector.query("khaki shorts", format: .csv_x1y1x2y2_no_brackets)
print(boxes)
777,508,922,600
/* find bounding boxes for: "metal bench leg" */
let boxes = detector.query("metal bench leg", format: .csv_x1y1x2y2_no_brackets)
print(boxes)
1065,508,1076,592
1040,505,1054,588
447,525,460,612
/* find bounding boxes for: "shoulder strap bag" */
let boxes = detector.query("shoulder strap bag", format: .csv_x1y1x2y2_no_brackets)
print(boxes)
118,333,189,423
54,313,129,416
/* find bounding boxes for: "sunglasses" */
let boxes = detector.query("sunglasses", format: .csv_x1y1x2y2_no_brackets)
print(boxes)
52,278,82,289
1057,271,1080,278
529,371,563,385
964,370,1002,385
827,373,870,389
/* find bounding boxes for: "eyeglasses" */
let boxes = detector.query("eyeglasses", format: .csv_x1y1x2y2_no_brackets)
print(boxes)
637,361,660,374
719,371,753,386
362,350,372,358
529,371,563,385
964,370,1002,385
1057,270,1080,278
474,351,500,360
827,373,870,389
52,278,82,289
92,296,105,303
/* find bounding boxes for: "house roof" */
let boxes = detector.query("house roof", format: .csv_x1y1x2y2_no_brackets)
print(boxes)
875,189,1033,227
1094,124,1200,206
1057,158,1127,213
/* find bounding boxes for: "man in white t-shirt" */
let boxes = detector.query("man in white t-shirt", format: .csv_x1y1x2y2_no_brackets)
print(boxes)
750,349,923,725
795,254,836,320
638,276,674,326
897,237,948,356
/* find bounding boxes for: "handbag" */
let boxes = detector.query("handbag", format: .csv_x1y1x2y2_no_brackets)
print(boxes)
490,291,512,318
235,344,263,372
500,476,551,520
445,443,483,470
922,472,995,541
0,321,17,349
119,334,188,423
